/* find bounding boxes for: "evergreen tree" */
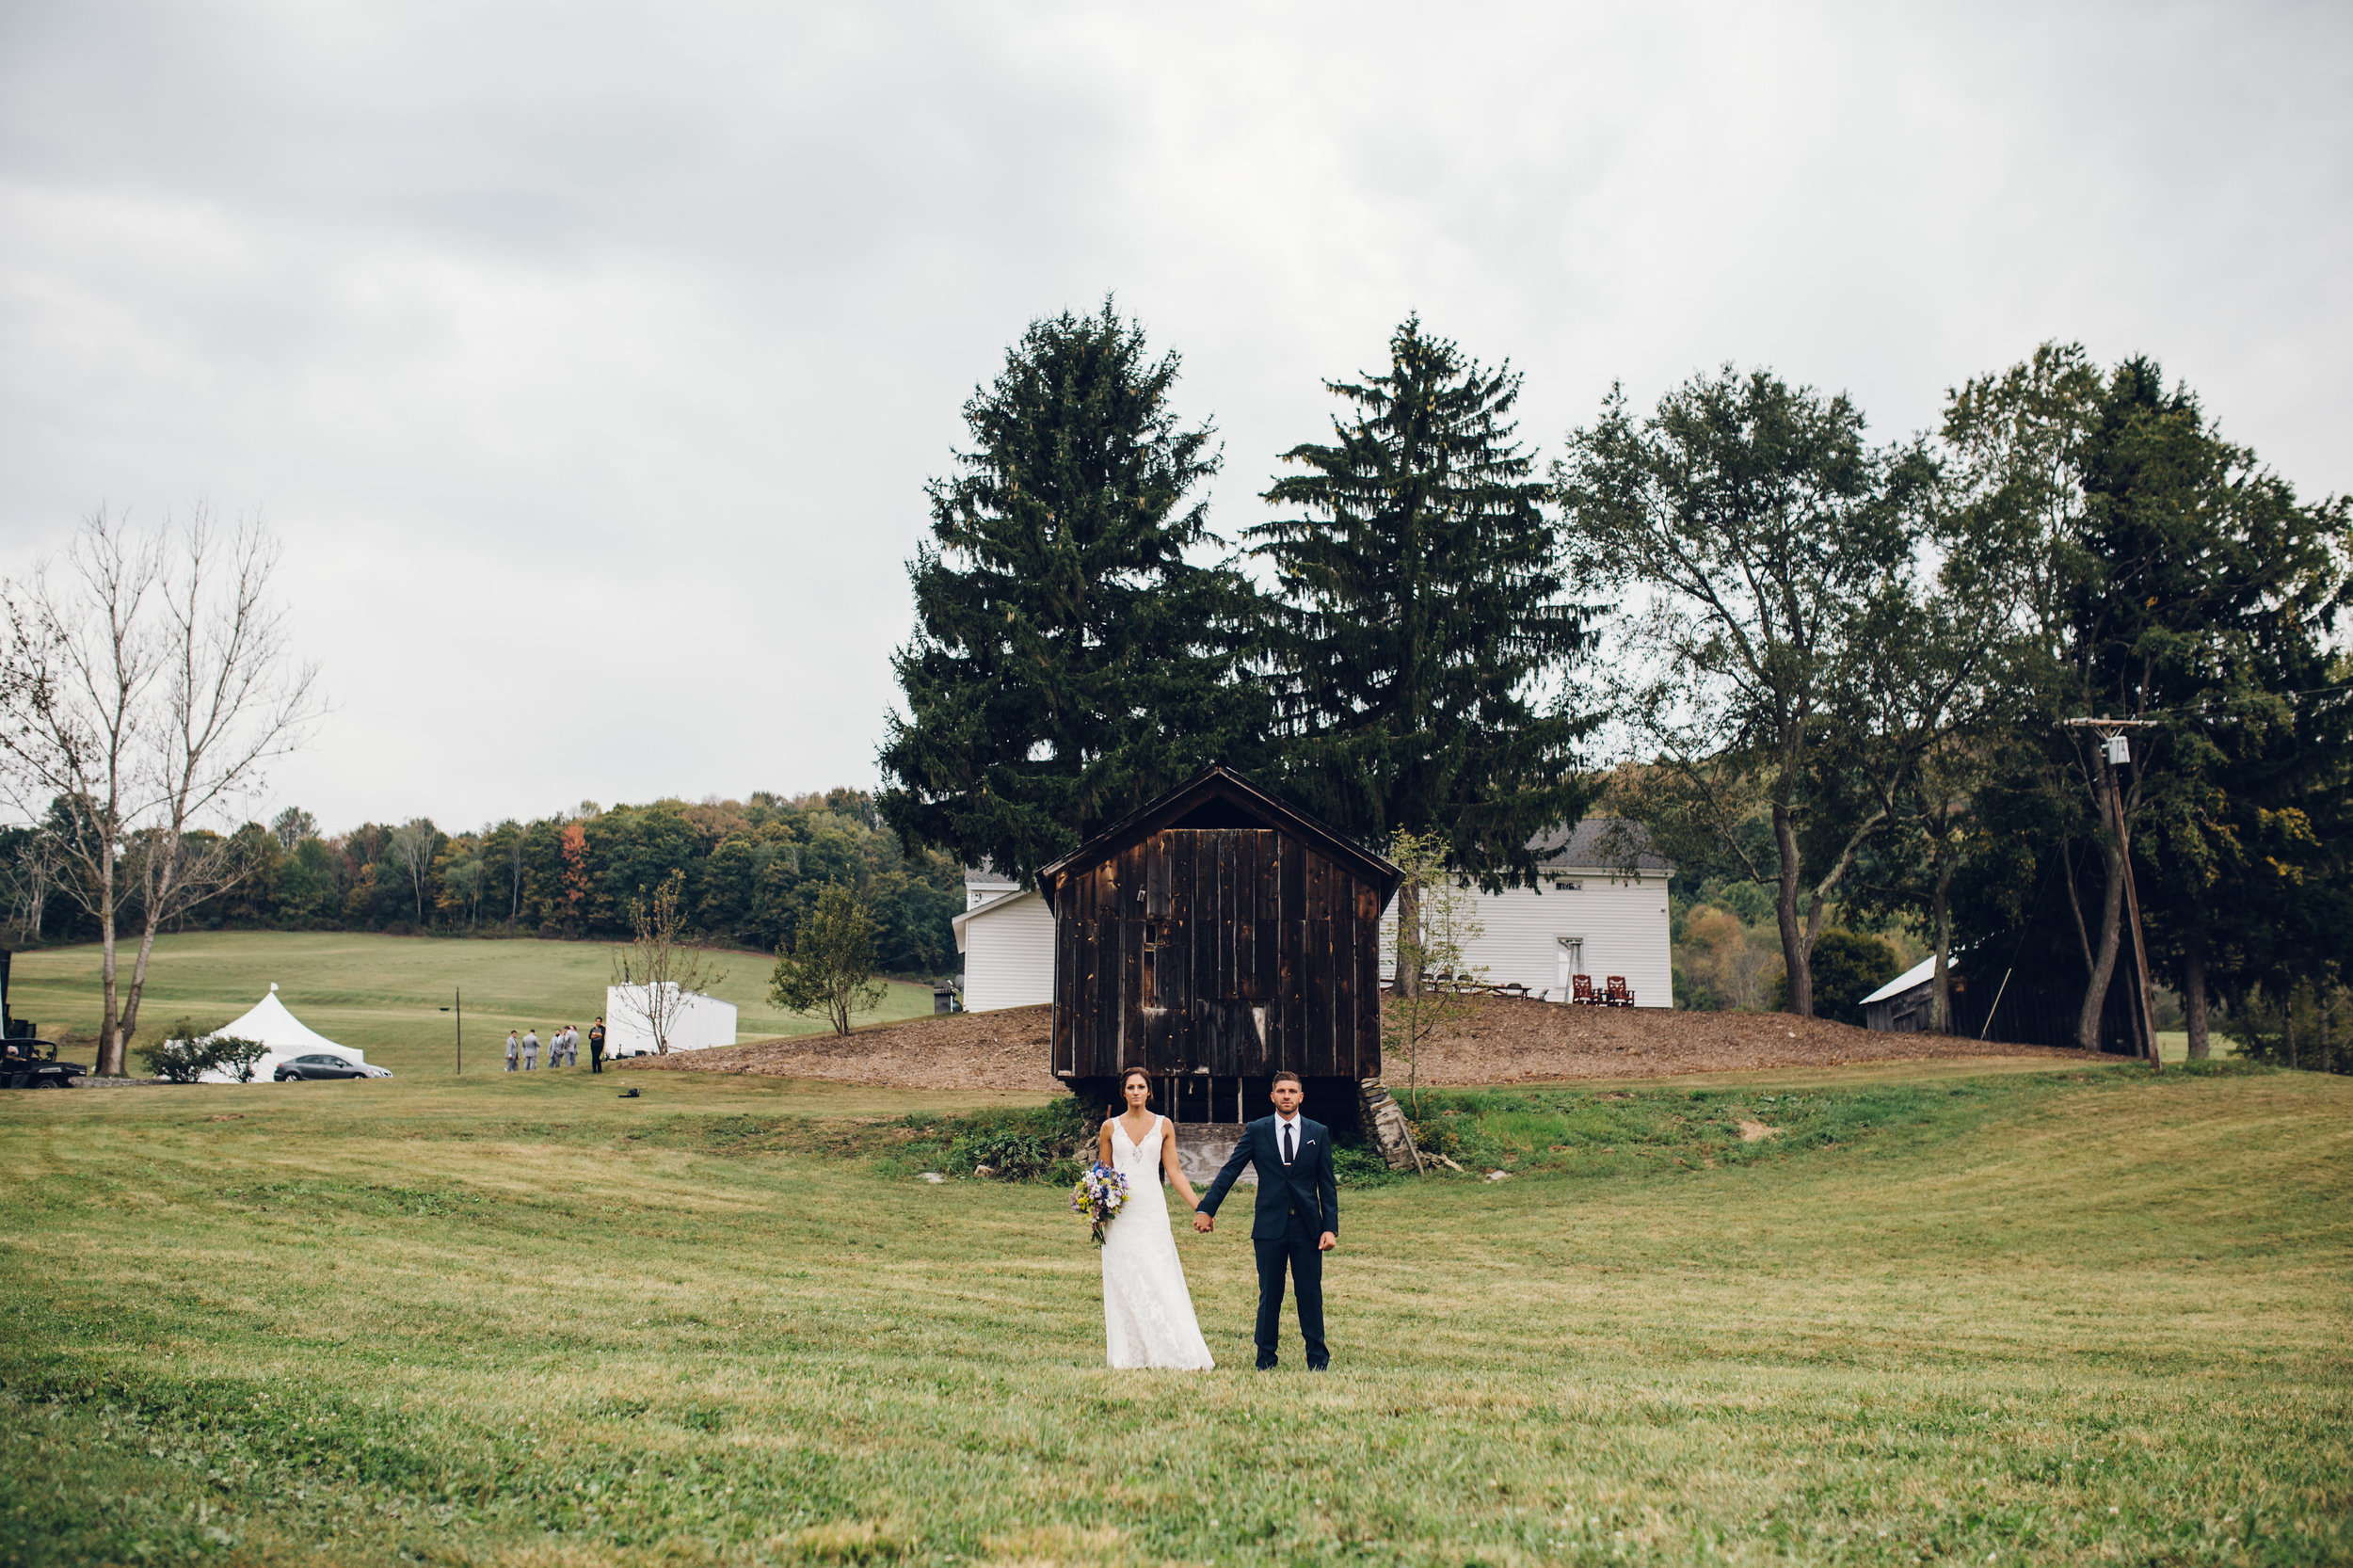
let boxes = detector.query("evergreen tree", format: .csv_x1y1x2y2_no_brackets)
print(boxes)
879,301,1267,884
1249,316,1600,938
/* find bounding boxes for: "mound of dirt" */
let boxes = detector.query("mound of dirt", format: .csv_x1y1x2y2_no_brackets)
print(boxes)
618,1006,1059,1093
1399,996,2099,1081
619,996,2098,1092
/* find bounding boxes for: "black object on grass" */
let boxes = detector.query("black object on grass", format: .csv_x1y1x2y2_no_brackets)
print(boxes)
619,1087,640,1098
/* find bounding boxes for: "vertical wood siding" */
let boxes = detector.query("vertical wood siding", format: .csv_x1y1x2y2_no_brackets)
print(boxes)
1053,827,1384,1080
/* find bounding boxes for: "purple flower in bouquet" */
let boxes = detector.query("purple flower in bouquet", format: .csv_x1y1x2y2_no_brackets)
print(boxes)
1069,1160,1130,1246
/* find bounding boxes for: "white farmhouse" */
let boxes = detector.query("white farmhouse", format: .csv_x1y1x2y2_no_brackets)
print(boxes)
952,864,1055,1012
951,820,1673,1014
1384,821,1674,1006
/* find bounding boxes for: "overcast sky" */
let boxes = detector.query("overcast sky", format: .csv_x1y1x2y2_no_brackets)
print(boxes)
3,1,2345,836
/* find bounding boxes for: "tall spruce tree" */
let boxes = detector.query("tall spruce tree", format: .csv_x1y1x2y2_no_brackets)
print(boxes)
1249,316,1600,985
878,302,1266,885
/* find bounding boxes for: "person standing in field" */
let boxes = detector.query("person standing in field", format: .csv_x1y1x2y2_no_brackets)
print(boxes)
588,1016,606,1074
567,1025,581,1066
522,1029,539,1070
504,1031,520,1072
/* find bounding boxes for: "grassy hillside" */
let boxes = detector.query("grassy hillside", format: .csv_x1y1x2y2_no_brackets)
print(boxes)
1,1060,2345,1566
7,931,939,1077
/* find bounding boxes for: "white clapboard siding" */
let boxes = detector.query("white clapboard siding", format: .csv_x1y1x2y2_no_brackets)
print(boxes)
1382,872,1673,1007
954,888,1056,1012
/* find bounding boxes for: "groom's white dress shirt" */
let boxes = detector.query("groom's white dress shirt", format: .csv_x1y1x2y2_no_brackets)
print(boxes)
1274,1111,1302,1164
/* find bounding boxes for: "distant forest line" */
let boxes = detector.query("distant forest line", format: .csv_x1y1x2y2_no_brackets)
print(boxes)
0,789,966,981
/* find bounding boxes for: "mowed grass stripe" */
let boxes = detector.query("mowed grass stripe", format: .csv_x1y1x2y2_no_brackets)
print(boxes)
1,1063,2347,1566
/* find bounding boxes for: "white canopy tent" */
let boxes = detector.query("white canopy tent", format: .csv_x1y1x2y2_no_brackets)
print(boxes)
194,984,375,1082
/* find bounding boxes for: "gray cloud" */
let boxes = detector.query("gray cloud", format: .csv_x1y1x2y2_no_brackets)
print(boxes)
3,0,2345,833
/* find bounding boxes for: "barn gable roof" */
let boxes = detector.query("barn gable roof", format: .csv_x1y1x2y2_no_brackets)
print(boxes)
1035,765,1401,915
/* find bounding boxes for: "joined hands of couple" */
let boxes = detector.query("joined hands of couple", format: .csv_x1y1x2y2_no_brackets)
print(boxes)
1192,1209,1337,1251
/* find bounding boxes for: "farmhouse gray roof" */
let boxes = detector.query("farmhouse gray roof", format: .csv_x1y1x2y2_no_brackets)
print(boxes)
1528,818,1673,873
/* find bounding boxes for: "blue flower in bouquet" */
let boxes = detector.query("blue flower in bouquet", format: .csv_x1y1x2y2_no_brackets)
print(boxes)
1070,1160,1130,1245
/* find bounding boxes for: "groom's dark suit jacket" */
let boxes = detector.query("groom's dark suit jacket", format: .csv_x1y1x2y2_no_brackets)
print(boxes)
1197,1114,1338,1240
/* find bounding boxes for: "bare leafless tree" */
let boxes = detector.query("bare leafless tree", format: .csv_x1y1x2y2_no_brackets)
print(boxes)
1381,828,1487,1121
611,871,727,1053
7,829,62,937
504,824,526,923
0,508,321,1075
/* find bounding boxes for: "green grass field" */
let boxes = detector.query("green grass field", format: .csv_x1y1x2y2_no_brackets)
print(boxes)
2,1056,2346,1567
6,932,939,1078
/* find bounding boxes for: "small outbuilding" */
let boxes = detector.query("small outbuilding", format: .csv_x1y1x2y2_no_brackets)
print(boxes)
604,984,737,1056
1035,766,1401,1128
1861,957,1939,1032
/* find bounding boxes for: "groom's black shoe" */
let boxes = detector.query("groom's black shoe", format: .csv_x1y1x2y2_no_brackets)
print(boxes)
1256,1357,1277,1371
1308,1360,1329,1372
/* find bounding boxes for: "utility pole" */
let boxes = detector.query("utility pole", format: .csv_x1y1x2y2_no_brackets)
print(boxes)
2062,718,2162,1069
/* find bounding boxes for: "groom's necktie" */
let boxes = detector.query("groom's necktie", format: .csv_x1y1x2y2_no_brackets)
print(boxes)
1282,1122,1294,1165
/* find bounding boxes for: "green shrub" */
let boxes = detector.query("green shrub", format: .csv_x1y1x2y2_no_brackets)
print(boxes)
133,1035,213,1083
951,1129,1066,1180
934,1095,1094,1181
133,1020,268,1083
1332,1144,1405,1187
1769,928,1901,1025
1405,1113,1465,1161
208,1035,268,1082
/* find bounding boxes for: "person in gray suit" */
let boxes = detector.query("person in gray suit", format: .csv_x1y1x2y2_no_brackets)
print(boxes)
521,1029,539,1070
1193,1070,1338,1370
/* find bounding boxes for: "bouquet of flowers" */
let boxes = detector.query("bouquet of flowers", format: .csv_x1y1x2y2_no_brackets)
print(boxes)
1070,1161,1130,1246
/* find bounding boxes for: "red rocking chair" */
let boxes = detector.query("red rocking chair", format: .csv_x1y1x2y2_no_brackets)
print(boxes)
1605,975,1635,1007
1570,973,1597,1006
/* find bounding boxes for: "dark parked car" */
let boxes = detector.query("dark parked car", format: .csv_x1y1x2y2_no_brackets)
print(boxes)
274,1053,386,1081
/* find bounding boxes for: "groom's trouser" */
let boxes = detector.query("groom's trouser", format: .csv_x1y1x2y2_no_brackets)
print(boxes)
1253,1208,1327,1368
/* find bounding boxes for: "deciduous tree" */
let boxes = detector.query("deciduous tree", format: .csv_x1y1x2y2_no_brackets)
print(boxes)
1943,345,2352,1049
769,881,887,1037
0,509,319,1075
1557,368,1930,1016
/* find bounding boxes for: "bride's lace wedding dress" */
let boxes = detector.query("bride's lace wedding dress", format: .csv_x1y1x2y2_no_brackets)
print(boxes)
1102,1116,1215,1370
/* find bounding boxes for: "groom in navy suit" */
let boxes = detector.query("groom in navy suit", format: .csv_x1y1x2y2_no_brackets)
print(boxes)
1193,1070,1338,1370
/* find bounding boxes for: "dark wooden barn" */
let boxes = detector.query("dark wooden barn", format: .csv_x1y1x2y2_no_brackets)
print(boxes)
1035,766,1401,1127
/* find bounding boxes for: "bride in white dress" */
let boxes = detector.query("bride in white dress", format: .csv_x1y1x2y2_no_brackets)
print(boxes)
1097,1068,1216,1370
